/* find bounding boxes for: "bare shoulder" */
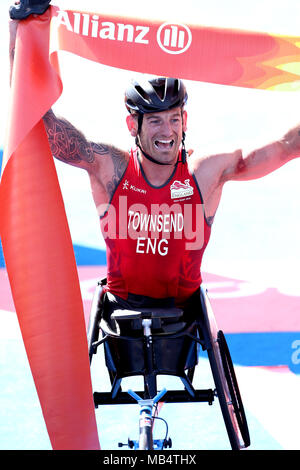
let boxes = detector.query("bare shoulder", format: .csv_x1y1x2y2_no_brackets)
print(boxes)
187,149,242,221
188,149,242,187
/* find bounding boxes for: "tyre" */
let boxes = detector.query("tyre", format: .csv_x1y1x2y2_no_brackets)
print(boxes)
207,330,250,449
200,288,250,450
217,330,250,447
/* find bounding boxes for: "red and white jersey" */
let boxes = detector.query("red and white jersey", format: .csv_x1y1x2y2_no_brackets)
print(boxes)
100,148,212,307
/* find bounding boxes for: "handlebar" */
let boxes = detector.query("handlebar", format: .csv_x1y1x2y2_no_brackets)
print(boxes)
127,387,167,404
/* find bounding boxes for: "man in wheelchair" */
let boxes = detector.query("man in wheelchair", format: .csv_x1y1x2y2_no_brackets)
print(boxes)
10,3,300,450
42,76,300,449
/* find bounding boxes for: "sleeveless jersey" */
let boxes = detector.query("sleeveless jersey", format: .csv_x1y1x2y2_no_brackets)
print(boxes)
100,148,212,307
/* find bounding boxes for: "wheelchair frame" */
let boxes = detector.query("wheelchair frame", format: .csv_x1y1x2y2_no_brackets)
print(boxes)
87,279,250,450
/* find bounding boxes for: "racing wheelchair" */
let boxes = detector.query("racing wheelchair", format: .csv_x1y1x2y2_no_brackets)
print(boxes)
87,279,250,450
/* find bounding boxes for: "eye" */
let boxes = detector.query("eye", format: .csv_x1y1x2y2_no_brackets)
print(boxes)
149,118,161,125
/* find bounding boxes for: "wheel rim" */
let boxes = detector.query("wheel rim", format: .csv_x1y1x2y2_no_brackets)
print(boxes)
217,331,250,447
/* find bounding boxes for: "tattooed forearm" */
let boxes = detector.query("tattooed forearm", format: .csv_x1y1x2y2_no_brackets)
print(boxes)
43,110,98,165
106,146,128,197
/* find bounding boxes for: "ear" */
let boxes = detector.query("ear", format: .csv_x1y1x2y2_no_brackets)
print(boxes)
126,114,138,137
182,110,188,133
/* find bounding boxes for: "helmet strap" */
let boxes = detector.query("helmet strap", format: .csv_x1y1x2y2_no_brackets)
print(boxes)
180,132,187,164
137,113,143,134
136,139,173,166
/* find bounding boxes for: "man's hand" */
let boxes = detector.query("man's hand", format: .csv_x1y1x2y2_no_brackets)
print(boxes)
9,0,51,20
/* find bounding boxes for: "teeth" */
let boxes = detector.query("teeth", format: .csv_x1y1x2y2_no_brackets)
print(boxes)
154,139,174,148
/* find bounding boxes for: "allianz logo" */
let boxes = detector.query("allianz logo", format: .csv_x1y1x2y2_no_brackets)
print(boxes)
54,10,192,55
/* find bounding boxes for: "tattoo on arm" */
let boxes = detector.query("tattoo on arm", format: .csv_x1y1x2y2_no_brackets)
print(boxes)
43,110,106,165
106,146,128,197
206,215,214,226
43,110,128,197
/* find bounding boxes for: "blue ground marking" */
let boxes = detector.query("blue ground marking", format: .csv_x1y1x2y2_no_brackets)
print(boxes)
226,332,300,373
1,339,282,450
0,239,4,268
73,244,106,266
0,242,106,269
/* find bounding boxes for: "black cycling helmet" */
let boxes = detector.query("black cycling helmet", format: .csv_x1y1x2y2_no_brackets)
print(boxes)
125,77,188,114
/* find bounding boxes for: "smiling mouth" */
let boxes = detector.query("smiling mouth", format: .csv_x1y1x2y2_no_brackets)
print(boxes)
154,139,175,149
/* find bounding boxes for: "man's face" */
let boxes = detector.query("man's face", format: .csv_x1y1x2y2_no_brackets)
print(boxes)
137,107,187,164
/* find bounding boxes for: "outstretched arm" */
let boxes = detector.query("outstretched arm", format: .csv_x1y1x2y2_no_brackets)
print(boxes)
192,124,300,221
9,19,18,85
8,9,98,170
42,110,129,198
9,18,128,197
43,109,109,171
220,124,300,183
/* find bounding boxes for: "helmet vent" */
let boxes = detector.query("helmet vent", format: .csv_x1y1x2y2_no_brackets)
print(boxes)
173,79,180,97
135,85,151,102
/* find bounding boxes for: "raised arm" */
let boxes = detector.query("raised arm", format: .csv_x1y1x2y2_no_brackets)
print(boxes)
194,124,300,190
9,18,128,199
9,19,17,86
43,110,129,197
220,124,300,183
191,124,300,221
43,109,108,171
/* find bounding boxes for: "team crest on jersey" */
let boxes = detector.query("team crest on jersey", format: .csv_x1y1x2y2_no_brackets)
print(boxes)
170,179,193,199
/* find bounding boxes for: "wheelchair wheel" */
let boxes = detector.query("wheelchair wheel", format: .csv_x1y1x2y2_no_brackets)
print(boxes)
87,281,104,363
200,288,250,450
217,331,250,447
207,330,250,449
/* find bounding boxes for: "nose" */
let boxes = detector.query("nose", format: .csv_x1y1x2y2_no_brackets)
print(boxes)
160,118,173,137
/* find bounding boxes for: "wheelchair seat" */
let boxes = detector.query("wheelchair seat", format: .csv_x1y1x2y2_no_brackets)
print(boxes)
99,303,200,398
110,306,186,335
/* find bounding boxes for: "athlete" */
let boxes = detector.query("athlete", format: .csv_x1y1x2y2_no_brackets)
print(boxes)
9,11,300,316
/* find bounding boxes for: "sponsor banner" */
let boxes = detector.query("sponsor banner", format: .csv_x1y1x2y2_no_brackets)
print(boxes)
51,7,300,91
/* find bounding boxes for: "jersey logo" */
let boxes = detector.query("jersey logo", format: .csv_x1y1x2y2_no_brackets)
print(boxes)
170,179,193,199
122,179,147,195
123,179,129,190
